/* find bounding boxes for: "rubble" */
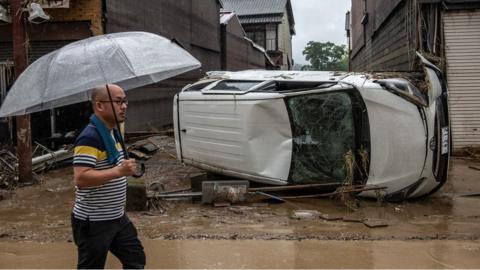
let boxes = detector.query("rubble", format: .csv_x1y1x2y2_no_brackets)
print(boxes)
290,210,319,220
362,218,389,228
0,150,19,188
469,166,480,171
0,143,72,190
31,142,72,172
318,213,343,221
228,206,255,215
0,135,478,245
127,135,174,161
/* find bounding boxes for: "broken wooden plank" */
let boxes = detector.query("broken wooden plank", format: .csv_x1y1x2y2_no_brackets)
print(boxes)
318,213,343,221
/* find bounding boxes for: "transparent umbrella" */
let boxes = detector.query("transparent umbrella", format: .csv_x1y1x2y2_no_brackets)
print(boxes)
0,31,201,177
0,31,201,117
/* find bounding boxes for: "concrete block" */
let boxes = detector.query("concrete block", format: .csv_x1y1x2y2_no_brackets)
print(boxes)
126,178,147,211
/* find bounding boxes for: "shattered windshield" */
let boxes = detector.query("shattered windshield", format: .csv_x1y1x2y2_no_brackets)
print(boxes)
287,91,356,184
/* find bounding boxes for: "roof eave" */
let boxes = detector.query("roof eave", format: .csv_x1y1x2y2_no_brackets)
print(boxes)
286,0,296,35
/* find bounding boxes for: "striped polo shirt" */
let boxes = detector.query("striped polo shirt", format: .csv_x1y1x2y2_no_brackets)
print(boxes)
72,124,127,221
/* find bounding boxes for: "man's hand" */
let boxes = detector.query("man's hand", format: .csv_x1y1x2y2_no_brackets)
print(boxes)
74,159,138,188
117,159,137,177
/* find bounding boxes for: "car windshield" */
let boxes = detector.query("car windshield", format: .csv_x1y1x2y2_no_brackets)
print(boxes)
287,91,364,184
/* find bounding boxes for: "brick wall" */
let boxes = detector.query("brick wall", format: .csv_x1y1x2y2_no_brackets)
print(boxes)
47,0,103,35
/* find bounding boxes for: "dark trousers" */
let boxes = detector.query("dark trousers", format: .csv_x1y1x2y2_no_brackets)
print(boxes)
71,214,146,269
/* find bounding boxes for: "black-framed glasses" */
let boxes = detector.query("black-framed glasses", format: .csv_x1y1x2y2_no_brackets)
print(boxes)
98,99,128,106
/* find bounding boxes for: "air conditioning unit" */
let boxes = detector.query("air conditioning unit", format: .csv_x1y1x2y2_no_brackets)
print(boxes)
28,3,50,24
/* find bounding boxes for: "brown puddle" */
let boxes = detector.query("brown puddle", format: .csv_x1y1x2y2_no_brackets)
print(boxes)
0,239,479,269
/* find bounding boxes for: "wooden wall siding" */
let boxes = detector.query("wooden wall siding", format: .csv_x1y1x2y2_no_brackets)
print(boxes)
224,16,265,71
247,45,266,69
122,77,198,132
192,0,221,52
226,18,248,71
373,0,404,32
105,0,191,49
105,0,220,132
351,0,417,71
350,0,365,57
226,34,249,70
106,0,221,71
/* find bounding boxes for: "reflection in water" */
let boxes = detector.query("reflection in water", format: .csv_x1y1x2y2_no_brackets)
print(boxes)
1,240,479,269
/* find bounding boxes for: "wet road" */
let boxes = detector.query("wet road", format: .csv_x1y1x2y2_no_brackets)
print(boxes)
1,240,479,269
0,157,479,268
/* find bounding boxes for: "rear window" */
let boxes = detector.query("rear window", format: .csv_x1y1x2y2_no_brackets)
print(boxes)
254,81,337,92
184,81,215,92
209,81,262,91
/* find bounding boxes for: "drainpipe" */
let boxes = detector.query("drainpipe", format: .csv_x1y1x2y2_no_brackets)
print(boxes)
11,0,32,183
50,109,56,148
345,11,351,71
220,24,227,70
101,0,107,34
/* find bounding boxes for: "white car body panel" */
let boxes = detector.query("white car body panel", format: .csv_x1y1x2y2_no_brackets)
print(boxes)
177,92,292,183
358,84,427,194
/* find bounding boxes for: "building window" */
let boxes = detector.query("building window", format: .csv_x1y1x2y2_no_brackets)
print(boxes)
246,24,278,51
266,24,277,51
246,28,265,49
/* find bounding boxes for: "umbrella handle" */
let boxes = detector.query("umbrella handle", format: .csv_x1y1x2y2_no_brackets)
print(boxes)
132,163,145,178
106,84,146,179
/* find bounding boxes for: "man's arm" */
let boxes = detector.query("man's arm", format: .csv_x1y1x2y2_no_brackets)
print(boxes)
74,159,137,188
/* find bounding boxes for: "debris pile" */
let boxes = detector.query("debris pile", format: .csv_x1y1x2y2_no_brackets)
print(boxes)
32,142,72,172
0,142,72,191
127,136,173,160
291,209,389,228
0,150,19,189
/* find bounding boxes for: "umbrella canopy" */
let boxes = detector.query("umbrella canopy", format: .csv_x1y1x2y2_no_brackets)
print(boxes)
0,31,201,117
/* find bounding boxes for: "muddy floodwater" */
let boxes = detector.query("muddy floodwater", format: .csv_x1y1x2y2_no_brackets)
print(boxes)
1,240,479,268
0,149,480,268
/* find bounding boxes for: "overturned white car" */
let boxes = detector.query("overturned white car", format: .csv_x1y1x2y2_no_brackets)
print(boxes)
173,54,450,201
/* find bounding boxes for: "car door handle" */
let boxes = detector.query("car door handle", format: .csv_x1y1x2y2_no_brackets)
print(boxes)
181,129,187,133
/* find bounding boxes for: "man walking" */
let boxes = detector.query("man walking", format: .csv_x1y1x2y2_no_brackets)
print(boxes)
71,84,145,269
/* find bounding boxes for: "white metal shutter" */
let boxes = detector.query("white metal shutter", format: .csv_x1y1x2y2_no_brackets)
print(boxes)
443,10,480,150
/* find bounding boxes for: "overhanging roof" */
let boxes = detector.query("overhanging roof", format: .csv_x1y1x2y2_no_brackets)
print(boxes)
222,0,287,15
222,0,295,34
239,14,284,24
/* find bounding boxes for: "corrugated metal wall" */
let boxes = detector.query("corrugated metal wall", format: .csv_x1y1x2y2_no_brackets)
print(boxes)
444,10,480,149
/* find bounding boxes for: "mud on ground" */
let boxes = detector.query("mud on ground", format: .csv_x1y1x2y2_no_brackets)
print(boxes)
0,136,479,243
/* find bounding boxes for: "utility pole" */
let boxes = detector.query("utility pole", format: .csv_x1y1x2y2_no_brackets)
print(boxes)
11,0,33,183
